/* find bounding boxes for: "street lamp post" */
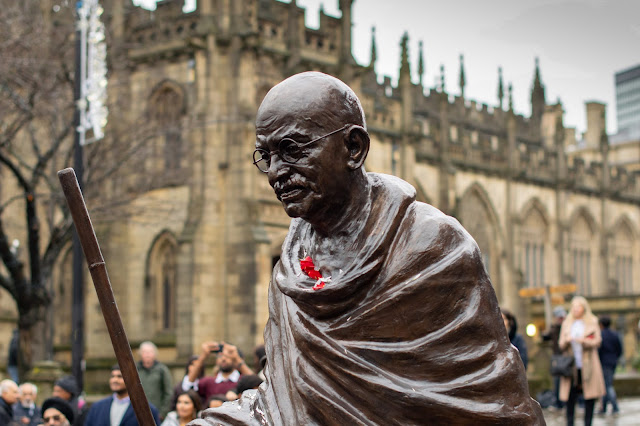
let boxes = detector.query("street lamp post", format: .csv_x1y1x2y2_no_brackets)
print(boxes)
72,0,107,392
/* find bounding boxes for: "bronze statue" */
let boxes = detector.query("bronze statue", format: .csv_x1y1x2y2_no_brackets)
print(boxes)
191,72,545,425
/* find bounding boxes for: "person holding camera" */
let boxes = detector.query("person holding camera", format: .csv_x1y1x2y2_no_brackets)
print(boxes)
185,341,253,403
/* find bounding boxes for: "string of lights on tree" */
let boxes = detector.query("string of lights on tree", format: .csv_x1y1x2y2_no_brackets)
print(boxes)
76,0,108,143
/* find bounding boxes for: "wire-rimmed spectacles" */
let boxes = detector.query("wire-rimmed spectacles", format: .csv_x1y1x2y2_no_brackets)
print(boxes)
252,125,350,173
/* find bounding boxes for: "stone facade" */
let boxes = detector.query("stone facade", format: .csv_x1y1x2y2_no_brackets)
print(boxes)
2,0,640,376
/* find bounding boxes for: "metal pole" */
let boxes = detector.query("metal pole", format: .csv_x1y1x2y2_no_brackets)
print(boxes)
71,0,86,392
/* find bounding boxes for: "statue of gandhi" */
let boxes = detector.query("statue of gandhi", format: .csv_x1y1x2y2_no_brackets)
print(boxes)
191,72,545,425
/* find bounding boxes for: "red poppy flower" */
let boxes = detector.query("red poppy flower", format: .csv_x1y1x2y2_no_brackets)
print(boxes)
300,256,315,272
300,256,322,277
300,256,328,290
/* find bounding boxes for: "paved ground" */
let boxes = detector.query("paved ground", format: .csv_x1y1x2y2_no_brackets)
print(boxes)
542,397,640,425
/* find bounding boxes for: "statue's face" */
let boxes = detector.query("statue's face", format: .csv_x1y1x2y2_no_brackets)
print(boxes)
256,109,349,222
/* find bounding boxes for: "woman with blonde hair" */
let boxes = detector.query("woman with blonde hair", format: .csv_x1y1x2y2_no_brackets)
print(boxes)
559,296,605,426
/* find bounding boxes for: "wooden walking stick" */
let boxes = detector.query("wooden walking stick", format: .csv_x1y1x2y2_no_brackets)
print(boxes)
58,168,157,426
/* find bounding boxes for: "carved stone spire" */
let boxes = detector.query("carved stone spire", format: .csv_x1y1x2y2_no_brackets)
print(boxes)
369,26,377,69
286,0,300,61
497,67,504,110
418,40,425,86
530,57,546,129
399,32,410,80
459,54,466,99
440,64,445,92
533,57,542,87
338,0,355,65
508,82,514,112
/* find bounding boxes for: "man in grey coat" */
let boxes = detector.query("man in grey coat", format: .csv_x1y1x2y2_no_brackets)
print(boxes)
137,341,173,418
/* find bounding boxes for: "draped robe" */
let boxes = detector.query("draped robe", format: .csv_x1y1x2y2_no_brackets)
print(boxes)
192,173,545,425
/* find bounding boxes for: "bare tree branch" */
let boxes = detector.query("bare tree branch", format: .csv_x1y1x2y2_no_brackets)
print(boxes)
0,217,22,299
0,150,31,191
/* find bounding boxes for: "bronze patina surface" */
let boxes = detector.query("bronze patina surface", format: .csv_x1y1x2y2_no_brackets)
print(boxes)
191,72,545,425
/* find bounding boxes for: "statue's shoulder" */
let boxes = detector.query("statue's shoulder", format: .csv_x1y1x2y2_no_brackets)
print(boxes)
368,172,416,201
409,201,474,250
369,172,468,236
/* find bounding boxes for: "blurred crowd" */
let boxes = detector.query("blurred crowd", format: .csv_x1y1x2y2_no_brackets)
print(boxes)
504,296,623,426
4,297,623,426
1,340,266,426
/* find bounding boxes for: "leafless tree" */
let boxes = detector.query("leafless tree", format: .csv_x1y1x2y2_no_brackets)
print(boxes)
0,1,77,375
0,1,183,374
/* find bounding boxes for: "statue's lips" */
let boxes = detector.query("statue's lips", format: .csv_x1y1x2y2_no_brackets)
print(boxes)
278,186,306,202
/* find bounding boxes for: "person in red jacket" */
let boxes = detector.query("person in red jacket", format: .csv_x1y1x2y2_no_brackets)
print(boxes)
184,341,253,403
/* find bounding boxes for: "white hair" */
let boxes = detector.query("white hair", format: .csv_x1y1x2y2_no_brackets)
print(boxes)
19,382,37,396
0,379,17,394
140,341,158,355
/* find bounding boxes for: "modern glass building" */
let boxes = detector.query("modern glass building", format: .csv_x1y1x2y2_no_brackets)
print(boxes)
615,64,640,140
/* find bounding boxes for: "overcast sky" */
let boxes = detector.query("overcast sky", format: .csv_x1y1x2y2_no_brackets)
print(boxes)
135,0,640,135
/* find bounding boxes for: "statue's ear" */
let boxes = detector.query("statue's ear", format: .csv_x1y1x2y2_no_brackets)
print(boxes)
344,125,369,170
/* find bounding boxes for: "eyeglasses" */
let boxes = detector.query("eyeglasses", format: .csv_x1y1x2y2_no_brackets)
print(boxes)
252,125,350,173
43,414,63,423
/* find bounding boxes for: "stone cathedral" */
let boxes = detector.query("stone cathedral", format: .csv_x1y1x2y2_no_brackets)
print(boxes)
3,0,640,380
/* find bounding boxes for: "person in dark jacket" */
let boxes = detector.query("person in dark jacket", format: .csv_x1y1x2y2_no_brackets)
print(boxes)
13,382,41,426
84,365,160,426
598,316,622,415
543,306,567,409
52,375,88,425
502,308,529,370
0,379,19,425
41,397,74,426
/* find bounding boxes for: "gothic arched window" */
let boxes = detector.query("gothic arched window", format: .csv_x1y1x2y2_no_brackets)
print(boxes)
458,186,501,291
145,232,178,333
610,221,634,294
570,213,595,295
149,82,186,173
520,204,548,288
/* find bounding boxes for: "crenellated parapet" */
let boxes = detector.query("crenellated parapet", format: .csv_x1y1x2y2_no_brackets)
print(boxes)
122,0,347,67
116,0,640,204
124,0,201,61
356,35,640,203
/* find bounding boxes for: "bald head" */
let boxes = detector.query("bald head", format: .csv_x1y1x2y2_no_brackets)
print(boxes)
257,72,366,132
254,72,371,233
